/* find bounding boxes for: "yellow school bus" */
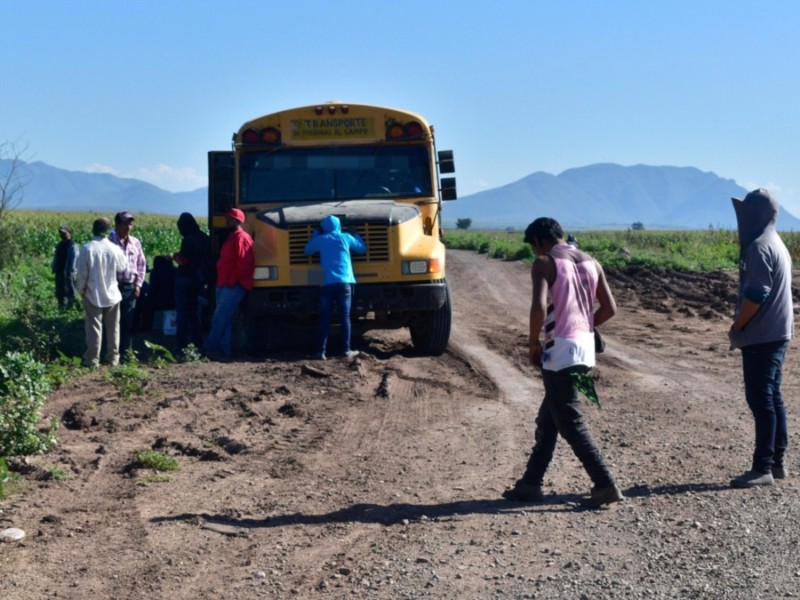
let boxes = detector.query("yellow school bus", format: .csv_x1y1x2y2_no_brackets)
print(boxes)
208,101,457,355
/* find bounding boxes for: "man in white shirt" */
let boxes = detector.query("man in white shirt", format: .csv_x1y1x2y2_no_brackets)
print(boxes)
76,218,128,368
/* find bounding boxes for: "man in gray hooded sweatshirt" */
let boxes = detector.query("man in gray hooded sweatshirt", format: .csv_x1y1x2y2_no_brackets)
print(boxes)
729,188,794,488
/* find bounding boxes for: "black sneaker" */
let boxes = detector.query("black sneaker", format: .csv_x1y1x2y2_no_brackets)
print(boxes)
730,470,774,488
772,465,788,480
581,484,624,508
501,480,544,502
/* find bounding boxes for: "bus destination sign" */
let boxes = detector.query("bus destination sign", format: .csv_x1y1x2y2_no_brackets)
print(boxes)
290,117,375,141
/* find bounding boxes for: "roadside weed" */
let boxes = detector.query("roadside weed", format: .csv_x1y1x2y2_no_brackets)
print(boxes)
46,466,73,481
143,340,176,368
133,450,179,472
106,356,148,401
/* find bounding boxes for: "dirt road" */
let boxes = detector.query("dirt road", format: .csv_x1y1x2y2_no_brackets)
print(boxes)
1,249,799,599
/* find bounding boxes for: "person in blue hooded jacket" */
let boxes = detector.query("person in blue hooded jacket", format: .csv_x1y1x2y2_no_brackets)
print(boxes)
304,215,367,360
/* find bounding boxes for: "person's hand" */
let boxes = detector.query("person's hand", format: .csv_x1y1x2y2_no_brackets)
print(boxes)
529,339,543,368
134,286,141,299
728,325,739,351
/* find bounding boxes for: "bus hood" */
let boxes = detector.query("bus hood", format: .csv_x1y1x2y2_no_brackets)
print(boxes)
256,200,421,229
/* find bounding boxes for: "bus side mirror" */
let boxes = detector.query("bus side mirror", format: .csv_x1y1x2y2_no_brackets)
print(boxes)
441,177,457,201
438,150,455,174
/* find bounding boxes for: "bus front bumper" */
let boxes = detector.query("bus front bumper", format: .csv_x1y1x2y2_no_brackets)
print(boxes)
244,281,448,316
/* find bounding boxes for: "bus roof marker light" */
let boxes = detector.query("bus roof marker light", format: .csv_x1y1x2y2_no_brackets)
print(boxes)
404,121,424,138
327,105,336,114
242,128,260,144
261,127,281,144
315,106,323,115
341,105,349,114
386,121,405,140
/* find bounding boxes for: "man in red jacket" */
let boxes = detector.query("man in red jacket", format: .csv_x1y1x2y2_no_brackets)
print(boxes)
204,208,254,358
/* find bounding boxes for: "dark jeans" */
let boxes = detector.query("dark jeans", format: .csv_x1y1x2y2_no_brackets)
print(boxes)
55,274,75,309
741,339,789,473
175,276,203,352
118,282,137,357
318,283,353,355
522,365,615,489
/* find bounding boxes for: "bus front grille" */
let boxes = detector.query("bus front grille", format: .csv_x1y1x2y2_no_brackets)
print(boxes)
289,224,390,265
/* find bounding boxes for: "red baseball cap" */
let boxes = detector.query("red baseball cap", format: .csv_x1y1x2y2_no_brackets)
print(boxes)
225,208,245,223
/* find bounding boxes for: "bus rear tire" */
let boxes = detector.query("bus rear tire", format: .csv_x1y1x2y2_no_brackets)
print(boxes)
409,282,452,356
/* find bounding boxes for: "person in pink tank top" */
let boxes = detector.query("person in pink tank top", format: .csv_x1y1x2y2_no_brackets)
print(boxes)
502,217,623,508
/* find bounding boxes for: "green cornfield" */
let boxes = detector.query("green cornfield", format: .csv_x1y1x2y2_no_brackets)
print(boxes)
2,210,799,364
444,227,800,271
0,211,196,362
4,211,184,262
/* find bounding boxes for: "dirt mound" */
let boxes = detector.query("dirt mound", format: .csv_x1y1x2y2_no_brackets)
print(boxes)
605,265,737,319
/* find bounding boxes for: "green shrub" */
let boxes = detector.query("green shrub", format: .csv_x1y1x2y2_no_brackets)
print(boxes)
444,227,751,272
133,450,179,472
106,357,148,401
0,351,58,458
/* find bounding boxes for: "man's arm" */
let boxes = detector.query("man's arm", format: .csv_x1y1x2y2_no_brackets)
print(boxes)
303,231,320,256
593,261,617,327
529,256,552,367
732,298,760,332
76,247,88,296
134,239,146,298
347,231,367,255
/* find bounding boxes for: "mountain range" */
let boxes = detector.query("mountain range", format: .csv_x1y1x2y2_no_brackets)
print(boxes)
443,163,800,230
4,159,799,230
2,160,207,216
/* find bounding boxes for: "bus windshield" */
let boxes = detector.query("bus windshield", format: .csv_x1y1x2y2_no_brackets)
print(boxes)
239,144,433,204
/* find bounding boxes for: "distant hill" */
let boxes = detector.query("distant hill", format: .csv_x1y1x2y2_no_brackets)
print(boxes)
1,160,207,217
4,159,799,231
444,164,800,231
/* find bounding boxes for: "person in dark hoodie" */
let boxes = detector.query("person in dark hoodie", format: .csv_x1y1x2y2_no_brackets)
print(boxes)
728,188,794,488
53,225,79,310
172,212,211,354
303,215,366,360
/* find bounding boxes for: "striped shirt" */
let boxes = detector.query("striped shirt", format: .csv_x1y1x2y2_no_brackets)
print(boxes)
109,231,146,287
541,244,598,372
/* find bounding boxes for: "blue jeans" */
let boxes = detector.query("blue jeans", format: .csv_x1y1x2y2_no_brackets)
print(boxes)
741,339,789,473
522,366,615,489
205,285,246,357
318,283,353,355
175,276,203,352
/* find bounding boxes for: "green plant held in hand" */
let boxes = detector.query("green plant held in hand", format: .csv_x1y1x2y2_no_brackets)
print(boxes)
133,450,179,472
571,372,601,408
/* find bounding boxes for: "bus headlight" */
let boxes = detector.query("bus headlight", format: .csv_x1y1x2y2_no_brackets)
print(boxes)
402,259,441,275
254,266,279,281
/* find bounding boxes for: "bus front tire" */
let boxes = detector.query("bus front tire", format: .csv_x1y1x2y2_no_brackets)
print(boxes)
409,282,452,356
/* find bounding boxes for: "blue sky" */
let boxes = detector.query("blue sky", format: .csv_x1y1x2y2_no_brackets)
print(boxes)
4,1,800,215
